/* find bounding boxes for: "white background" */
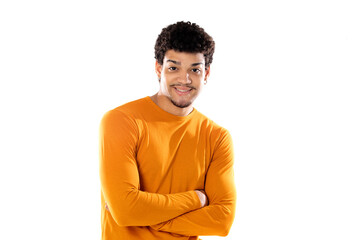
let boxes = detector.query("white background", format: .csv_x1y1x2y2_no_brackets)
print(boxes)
1,0,359,239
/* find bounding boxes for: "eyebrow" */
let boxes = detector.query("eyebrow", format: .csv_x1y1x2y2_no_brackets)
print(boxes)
166,59,204,67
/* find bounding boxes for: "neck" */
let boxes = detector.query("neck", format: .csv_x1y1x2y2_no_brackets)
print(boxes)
150,93,194,117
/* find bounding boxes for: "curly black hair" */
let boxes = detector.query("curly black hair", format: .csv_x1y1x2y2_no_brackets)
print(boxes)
154,21,215,68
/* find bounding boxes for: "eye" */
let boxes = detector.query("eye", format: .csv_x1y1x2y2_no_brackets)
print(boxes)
168,66,177,71
191,68,201,73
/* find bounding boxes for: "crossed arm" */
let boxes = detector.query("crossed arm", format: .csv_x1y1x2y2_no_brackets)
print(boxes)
99,110,236,236
149,130,236,236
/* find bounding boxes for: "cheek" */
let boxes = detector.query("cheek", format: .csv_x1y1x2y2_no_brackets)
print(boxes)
160,78,172,94
160,72,170,83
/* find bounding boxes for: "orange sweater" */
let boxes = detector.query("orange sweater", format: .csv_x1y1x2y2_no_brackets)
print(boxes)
99,97,236,240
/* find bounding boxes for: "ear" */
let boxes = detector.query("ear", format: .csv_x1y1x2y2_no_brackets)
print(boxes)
204,65,211,84
155,61,162,81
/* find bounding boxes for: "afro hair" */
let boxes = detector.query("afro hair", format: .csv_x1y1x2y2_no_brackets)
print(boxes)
154,21,215,68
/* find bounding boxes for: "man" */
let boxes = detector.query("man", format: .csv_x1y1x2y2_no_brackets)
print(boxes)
99,21,236,240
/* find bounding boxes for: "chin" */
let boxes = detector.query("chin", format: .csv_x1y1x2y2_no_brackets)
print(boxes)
170,99,192,108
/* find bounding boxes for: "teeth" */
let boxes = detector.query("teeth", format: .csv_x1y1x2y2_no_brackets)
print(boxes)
175,88,191,92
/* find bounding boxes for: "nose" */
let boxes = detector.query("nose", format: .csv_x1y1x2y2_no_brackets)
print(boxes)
178,71,191,84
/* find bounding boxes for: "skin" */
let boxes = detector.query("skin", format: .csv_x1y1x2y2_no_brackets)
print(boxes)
150,49,211,117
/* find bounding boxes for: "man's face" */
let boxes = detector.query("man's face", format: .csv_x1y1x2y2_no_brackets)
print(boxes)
156,50,210,109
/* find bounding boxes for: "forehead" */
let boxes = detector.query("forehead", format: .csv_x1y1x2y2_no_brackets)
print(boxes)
164,50,205,65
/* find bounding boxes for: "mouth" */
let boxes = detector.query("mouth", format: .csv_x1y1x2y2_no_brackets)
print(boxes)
173,86,194,95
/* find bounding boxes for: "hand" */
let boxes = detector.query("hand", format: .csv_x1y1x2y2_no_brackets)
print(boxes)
195,190,208,207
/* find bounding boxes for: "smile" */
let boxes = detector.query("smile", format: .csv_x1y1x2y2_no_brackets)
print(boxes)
173,87,193,95
175,88,191,92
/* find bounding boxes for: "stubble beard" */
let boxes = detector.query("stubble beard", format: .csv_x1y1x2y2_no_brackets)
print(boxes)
170,98,193,108
168,84,197,109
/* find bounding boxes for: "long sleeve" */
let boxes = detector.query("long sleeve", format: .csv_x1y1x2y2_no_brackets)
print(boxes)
150,129,236,236
99,109,201,227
